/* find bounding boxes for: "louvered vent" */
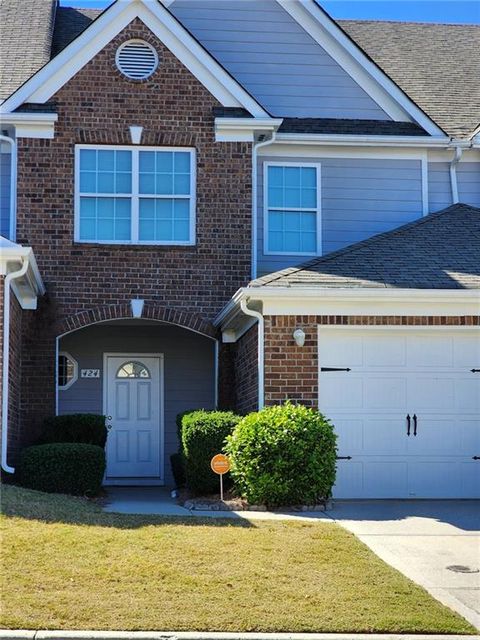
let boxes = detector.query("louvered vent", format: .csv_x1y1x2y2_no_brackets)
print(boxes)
116,40,159,80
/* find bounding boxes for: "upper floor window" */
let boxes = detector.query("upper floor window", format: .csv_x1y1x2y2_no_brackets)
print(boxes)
75,146,195,245
264,163,321,255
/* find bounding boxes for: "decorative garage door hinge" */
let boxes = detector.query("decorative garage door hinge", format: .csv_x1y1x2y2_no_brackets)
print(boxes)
471,369,480,373
321,367,351,372
336,456,352,460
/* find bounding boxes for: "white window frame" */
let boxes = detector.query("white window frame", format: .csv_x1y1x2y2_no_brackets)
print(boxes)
74,144,196,245
263,161,322,257
58,351,78,391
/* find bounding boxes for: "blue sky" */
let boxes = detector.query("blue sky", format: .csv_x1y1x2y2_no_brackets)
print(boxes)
59,1,480,25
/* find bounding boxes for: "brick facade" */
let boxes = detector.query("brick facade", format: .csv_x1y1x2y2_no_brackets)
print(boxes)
264,315,480,408
0,279,26,468
14,18,253,441
233,325,258,414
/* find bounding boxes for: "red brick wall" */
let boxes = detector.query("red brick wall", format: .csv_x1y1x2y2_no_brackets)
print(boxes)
0,279,26,469
264,315,480,408
233,324,258,414
14,19,254,435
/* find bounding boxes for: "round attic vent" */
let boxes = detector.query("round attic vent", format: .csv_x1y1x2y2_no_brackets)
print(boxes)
116,40,159,80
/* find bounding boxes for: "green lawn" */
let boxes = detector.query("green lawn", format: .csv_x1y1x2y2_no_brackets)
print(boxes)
0,484,475,634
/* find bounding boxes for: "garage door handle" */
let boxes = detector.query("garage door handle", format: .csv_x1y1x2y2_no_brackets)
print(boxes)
406,414,411,436
413,414,418,436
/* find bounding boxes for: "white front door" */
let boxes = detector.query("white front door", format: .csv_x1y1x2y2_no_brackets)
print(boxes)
104,354,163,484
318,328,480,499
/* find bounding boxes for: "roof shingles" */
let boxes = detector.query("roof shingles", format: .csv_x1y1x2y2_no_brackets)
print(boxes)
251,204,480,290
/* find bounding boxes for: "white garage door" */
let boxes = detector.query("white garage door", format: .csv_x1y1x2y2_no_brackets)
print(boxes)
318,327,480,499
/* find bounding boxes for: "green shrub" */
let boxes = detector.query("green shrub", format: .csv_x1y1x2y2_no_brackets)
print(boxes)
40,414,107,448
170,452,186,488
17,443,105,496
181,410,241,494
225,402,337,507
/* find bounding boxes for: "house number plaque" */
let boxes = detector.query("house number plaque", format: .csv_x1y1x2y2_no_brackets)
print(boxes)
81,369,100,378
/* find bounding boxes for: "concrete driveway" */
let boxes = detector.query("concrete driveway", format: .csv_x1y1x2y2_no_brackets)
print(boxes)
327,500,480,630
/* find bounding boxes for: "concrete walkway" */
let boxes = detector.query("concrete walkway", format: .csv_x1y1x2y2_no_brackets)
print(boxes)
103,489,480,628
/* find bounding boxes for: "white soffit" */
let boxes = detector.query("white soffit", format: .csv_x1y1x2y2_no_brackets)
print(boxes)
0,0,269,118
280,0,445,137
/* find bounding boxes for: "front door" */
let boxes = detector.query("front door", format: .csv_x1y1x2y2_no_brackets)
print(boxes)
104,354,163,484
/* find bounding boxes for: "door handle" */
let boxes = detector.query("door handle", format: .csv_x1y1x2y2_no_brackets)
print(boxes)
413,414,418,436
406,414,411,436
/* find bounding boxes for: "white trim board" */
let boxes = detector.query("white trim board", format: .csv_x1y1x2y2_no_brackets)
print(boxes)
279,0,445,137
0,0,269,118
102,351,165,486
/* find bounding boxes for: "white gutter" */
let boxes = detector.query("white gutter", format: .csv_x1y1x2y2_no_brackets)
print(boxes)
449,146,463,204
252,131,277,280
274,133,458,148
0,135,17,241
240,298,264,409
2,256,29,474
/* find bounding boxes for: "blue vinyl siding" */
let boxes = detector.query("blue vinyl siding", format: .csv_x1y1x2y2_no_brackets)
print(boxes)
258,156,423,275
0,147,11,238
170,0,390,119
428,162,452,213
457,163,480,208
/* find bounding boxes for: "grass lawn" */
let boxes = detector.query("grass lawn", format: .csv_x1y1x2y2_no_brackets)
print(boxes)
1,484,475,634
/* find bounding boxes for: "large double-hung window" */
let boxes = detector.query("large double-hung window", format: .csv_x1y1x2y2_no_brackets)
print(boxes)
265,163,321,255
75,146,195,244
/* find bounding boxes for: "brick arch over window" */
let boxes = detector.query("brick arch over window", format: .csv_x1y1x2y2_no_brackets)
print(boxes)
56,302,217,339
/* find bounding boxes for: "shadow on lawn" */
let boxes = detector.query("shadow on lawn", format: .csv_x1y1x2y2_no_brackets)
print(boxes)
1,484,255,530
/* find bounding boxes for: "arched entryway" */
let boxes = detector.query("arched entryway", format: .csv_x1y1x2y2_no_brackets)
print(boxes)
56,307,218,487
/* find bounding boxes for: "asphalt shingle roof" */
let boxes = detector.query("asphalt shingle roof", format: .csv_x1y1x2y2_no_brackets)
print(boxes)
251,204,480,290
0,0,57,100
339,20,480,139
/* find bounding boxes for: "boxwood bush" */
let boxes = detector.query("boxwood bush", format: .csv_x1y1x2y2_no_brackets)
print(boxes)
225,402,337,507
40,414,107,448
181,410,241,494
17,443,106,496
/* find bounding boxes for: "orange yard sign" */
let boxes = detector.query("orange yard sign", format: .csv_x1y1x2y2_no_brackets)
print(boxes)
210,454,230,475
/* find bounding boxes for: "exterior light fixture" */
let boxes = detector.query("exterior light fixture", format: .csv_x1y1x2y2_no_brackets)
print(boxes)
131,299,144,319
293,328,306,347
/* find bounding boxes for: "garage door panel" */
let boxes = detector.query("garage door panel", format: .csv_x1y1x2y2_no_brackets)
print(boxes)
333,416,408,456
364,335,406,367
365,377,407,410
319,327,480,499
364,462,408,498
334,461,364,498
320,377,363,410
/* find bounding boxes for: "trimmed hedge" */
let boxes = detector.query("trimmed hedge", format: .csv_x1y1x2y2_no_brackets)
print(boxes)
181,410,241,494
17,443,106,496
225,402,337,507
170,452,186,489
40,414,107,448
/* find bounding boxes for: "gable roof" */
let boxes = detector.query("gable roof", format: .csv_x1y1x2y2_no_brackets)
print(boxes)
251,204,480,290
0,0,57,100
339,20,480,140
0,1,478,138
0,0,269,117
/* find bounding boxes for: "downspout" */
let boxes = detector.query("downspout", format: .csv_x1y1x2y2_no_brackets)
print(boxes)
2,256,29,474
240,298,264,409
449,145,463,204
0,134,17,241
252,131,277,280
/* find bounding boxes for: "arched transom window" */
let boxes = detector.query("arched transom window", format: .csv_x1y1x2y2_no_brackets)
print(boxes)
116,361,151,379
